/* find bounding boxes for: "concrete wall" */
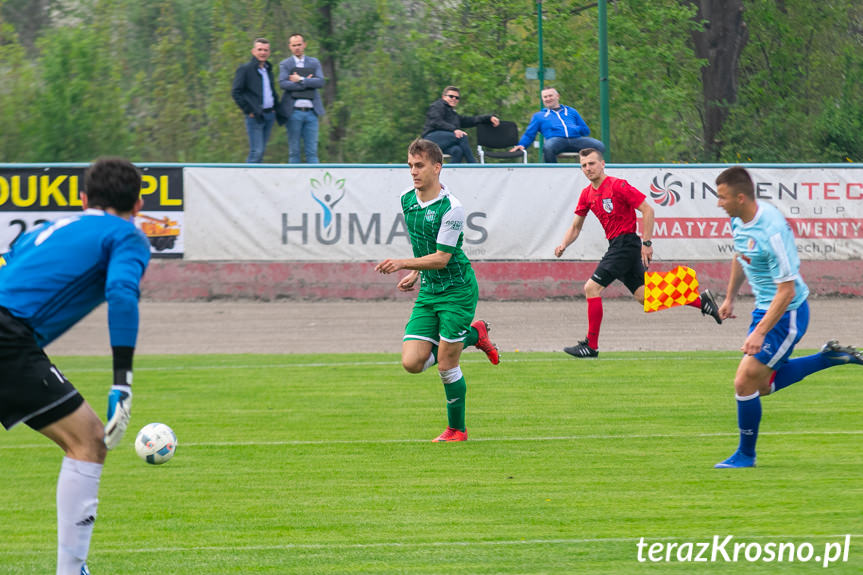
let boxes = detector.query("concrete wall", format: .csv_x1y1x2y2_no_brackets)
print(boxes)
142,260,862,301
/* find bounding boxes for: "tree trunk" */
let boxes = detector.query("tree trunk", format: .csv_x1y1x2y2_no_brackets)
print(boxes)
317,1,346,162
690,0,748,159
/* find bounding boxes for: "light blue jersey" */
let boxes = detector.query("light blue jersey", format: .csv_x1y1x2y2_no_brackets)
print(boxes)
0,209,150,347
731,201,809,311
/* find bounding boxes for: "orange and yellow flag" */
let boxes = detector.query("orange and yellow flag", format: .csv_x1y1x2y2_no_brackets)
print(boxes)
643,266,700,313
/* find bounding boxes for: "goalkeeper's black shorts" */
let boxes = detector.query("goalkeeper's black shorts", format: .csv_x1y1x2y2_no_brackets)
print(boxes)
0,306,82,431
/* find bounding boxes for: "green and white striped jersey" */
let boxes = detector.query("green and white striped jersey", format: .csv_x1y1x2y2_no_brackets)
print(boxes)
400,184,475,294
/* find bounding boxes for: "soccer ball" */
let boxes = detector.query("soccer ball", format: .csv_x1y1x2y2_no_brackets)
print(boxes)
134,423,177,465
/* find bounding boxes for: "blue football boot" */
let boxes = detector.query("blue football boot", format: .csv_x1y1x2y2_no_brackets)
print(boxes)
714,449,756,469
820,340,863,366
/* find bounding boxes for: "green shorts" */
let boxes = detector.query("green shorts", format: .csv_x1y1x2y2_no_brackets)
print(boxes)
404,280,478,345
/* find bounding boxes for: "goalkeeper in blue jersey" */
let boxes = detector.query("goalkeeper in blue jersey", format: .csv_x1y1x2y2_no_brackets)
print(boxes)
0,157,150,574
375,138,499,442
713,166,862,469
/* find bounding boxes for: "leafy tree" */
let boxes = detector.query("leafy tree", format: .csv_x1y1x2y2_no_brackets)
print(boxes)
34,19,130,161
718,0,863,162
0,6,39,161
0,0,860,163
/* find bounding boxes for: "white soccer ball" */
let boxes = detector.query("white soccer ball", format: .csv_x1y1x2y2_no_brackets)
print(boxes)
134,423,177,465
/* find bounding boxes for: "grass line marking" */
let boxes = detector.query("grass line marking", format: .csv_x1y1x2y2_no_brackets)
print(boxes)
2,533,860,556
4,429,861,450
58,355,744,374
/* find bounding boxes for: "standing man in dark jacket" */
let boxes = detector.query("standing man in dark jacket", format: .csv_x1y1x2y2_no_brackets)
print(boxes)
421,86,499,163
232,38,284,163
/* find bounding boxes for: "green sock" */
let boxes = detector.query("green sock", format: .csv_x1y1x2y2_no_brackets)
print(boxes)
464,326,478,347
443,377,467,431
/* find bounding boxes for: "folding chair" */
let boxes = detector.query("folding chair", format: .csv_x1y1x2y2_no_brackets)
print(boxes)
476,121,528,163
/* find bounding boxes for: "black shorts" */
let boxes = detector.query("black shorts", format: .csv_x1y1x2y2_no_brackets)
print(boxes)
0,307,83,431
590,233,645,293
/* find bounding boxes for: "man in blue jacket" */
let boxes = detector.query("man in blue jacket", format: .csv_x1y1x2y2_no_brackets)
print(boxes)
232,38,285,163
510,87,606,163
0,157,151,574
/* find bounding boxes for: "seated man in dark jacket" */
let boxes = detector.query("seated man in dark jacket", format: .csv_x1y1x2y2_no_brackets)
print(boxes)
421,86,499,163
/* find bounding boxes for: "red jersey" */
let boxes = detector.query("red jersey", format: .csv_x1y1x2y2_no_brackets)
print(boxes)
574,175,646,240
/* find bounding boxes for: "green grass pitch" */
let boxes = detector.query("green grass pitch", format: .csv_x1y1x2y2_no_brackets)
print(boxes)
1,351,861,574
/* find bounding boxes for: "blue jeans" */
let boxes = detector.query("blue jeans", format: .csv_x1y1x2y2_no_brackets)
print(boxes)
244,111,275,163
424,130,476,163
286,109,320,163
543,136,606,163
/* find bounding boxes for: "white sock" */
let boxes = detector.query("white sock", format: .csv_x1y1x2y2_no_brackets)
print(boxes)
421,351,437,372
57,457,102,575
439,366,463,384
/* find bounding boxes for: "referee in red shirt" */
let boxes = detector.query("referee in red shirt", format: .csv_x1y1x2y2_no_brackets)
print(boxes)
554,148,721,358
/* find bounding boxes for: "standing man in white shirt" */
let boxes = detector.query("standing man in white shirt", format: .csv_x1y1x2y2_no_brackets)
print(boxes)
279,33,326,163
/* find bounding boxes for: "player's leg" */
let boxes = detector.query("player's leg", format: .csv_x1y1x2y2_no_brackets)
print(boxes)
401,296,440,373
714,355,773,469
443,277,492,359
766,302,861,393
679,287,722,323
463,317,499,365
563,278,605,358
0,314,102,575
716,306,805,469
565,238,636,358
401,339,437,373
431,285,476,441
434,339,468,441
37,403,107,575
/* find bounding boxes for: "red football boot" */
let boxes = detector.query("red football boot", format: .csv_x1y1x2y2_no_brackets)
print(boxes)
471,319,500,365
432,427,468,442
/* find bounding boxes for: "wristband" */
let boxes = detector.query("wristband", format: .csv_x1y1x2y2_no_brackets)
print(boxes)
642,240,653,247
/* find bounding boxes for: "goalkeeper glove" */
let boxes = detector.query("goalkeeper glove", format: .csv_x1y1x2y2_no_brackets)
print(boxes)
104,370,133,450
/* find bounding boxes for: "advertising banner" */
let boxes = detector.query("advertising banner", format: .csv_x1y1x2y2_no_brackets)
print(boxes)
185,165,863,262
0,166,185,258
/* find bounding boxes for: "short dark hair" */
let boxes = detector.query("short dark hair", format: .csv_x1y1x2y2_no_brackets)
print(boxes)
442,86,460,96
83,157,142,213
289,33,305,42
253,37,269,46
715,166,755,200
579,147,603,160
408,138,444,166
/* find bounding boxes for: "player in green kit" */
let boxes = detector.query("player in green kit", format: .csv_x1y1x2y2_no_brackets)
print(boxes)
375,138,499,442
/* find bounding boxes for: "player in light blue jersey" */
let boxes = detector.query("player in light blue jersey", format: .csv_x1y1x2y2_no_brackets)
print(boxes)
713,166,861,469
375,139,499,442
0,157,150,574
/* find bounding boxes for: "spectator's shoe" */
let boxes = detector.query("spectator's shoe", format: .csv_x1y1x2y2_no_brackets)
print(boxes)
81,563,91,575
471,320,500,365
714,449,756,469
700,289,722,324
432,427,468,442
563,342,599,358
820,340,863,366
